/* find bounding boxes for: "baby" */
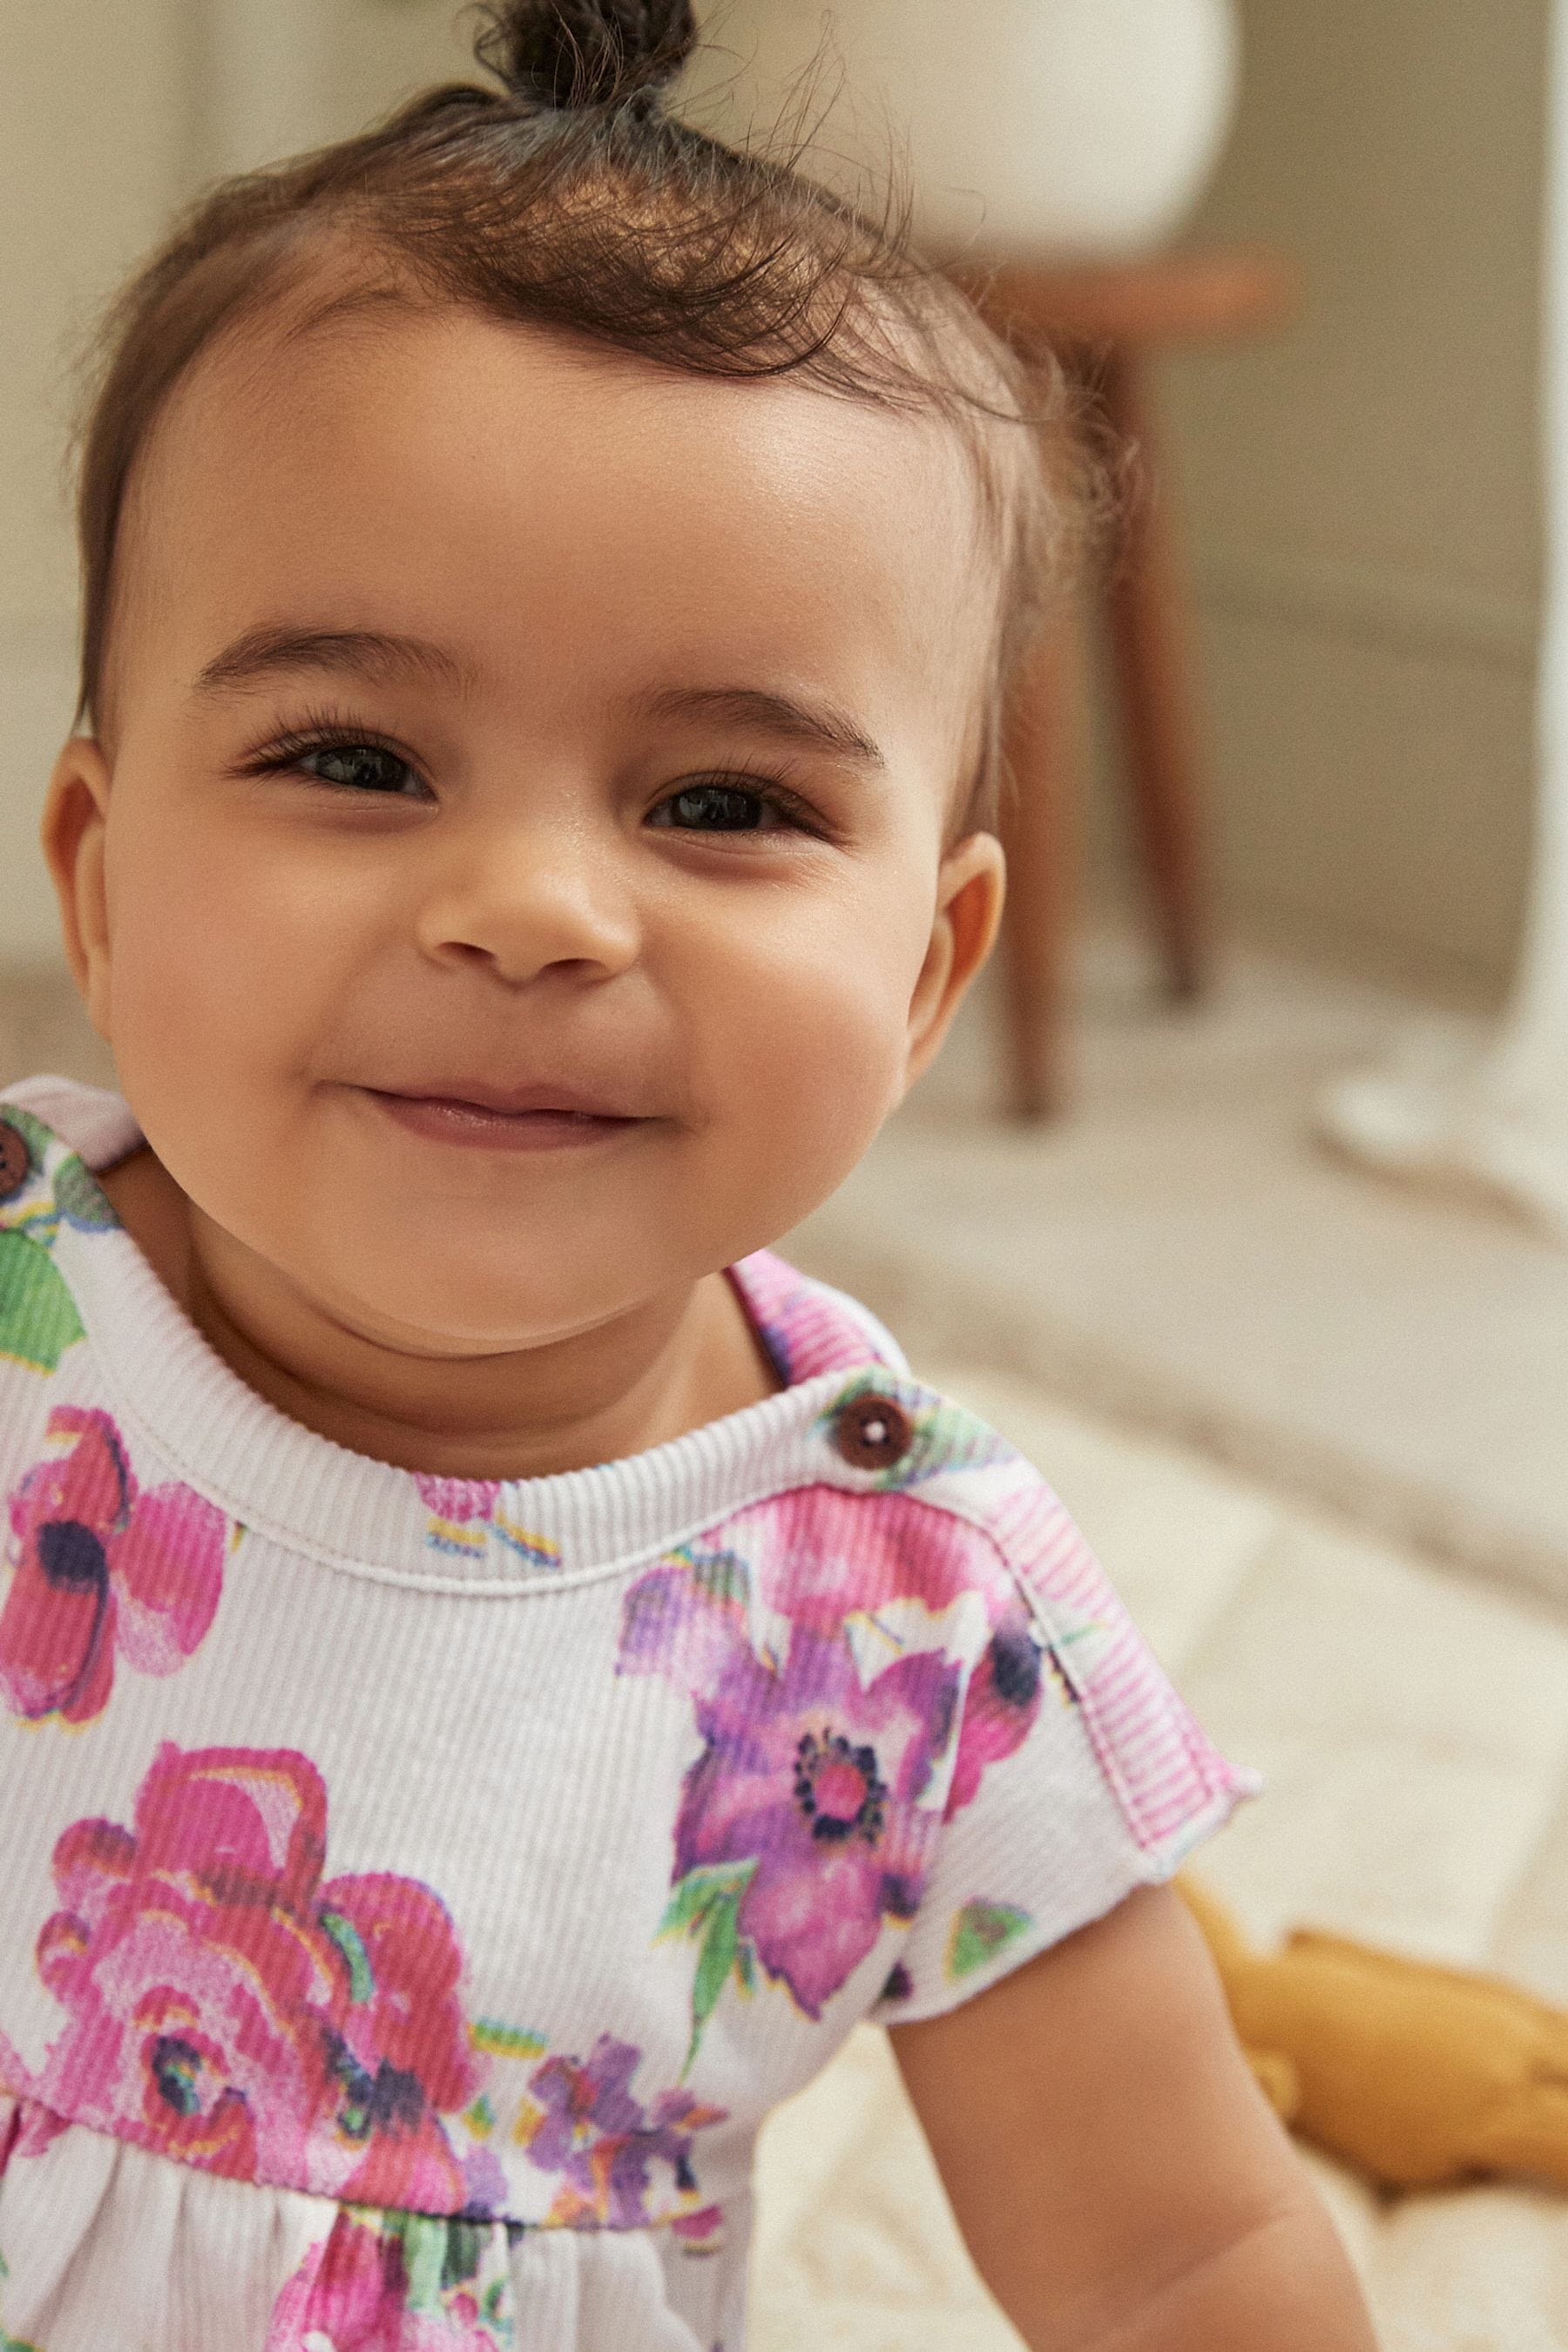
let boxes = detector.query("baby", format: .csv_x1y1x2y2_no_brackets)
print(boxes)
0,2,1378,2347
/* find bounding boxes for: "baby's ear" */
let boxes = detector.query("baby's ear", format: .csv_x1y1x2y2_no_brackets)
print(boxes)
40,736,115,1042
901,829,1006,1095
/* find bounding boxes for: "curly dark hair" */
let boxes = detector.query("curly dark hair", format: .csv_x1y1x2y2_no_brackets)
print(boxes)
63,0,1089,836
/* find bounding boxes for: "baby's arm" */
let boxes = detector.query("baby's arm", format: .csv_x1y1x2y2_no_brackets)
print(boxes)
889,1882,1379,2351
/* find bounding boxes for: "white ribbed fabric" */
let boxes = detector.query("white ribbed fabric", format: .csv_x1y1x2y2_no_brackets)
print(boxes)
0,1077,1257,2352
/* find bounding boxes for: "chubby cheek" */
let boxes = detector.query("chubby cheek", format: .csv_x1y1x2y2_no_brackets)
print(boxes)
675,896,918,1245
102,795,367,1180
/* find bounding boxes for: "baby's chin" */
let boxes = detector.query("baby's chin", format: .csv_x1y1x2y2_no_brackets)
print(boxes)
286,1255,655,1360
327,1207,752,1344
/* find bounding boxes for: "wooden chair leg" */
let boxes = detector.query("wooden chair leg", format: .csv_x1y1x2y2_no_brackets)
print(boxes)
997,592,1083,1119
1098,348,1207,1000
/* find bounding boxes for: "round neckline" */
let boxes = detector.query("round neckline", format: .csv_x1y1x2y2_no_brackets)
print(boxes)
3,1078,908,1589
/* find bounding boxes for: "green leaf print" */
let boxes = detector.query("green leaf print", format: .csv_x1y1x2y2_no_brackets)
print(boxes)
0,2250,40,2352
386,2212,451,2312
439,2220,487,2294
946,1901,1034,1983
0,1227,84,1371
658,1859,758,2073
692,1890,740,2035
52,1154,118,1233
320,1906,375,2004
657,1858,756,1942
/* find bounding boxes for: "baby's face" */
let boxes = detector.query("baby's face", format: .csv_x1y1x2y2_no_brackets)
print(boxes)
47,294,1003,1356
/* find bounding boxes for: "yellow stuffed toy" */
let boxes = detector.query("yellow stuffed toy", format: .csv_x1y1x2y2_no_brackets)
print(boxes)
1177,1873,1568,2193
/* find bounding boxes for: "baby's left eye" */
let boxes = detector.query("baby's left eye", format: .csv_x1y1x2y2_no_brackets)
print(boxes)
647,781,794,833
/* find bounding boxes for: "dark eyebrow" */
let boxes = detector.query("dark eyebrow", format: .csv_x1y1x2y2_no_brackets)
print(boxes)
190,624,477,700
632,684,886,769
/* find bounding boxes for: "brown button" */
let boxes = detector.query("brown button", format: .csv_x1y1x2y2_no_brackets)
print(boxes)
0,1120,30,1203
834,1391,913,1471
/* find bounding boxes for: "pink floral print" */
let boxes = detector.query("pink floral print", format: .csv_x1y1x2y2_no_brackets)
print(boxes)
0,1406,226,1724
266,2211,511,2350
259,2039,727,2343
21,1743,485,2212
618,1476,1057,2052
412,1477,503,1524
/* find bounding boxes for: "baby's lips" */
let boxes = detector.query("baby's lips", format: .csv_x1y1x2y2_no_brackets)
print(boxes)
366,1073,652,1119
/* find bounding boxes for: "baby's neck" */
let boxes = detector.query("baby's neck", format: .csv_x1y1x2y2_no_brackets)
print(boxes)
96,1146,784,1479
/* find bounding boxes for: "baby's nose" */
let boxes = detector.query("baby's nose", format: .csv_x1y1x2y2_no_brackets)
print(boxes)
411,826,643,984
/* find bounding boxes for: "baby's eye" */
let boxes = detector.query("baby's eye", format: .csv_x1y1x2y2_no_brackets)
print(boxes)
646,780,799,834
294,741,420,796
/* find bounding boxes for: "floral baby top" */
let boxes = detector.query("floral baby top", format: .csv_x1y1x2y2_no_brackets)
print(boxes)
0,1074,1257,2352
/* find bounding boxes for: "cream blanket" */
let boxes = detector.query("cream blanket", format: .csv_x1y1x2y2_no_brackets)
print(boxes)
747,1365,1568,2349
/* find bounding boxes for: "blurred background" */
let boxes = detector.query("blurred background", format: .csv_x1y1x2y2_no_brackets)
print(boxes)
4,7,1568,2343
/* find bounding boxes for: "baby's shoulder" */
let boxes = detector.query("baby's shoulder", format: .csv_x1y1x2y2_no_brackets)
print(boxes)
691,1352,1109,1686
731,1254,1087,1612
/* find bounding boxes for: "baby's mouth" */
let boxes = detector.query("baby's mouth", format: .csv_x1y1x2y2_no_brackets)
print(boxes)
362,1085,648,1152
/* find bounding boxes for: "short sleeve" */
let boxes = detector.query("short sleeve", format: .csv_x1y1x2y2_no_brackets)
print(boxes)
868,1468,1260,2025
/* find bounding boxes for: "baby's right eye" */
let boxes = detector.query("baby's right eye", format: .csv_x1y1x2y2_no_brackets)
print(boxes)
244,720,429,799
294,741,416,795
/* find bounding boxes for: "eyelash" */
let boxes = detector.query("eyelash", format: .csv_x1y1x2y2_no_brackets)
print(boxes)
238,700,828,836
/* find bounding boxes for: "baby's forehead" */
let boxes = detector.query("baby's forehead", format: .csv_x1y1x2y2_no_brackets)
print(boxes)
151,289,988,531
112,298,999,750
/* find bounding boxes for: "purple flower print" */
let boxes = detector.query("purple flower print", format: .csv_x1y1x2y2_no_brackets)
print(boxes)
0,1406,226,1724
717,1482,1050,1818
672,1630,957,2024
521,2035,726,2229
620,1482,1058,2054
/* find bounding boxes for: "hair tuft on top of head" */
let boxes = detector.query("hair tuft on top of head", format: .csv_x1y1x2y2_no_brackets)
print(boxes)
470,0,698,111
